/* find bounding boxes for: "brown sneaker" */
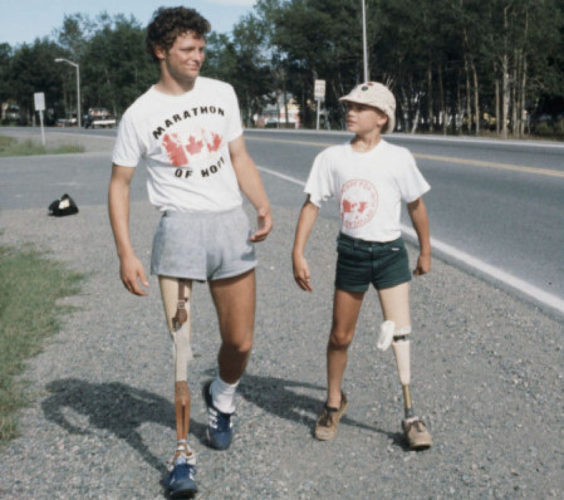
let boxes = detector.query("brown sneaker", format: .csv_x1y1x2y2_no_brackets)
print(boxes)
314,392,348,441
402,417,432,450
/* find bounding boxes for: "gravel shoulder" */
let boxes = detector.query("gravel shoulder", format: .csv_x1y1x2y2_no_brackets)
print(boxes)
0,133,562,499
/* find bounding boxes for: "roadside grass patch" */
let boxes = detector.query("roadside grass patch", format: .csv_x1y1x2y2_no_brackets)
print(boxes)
0,135,84,157
0,244,84,444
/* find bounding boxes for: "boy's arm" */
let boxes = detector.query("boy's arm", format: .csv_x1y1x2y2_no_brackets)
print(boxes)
228,136,273,242
292,198,319,291
108,164,149,296
407,197,431,276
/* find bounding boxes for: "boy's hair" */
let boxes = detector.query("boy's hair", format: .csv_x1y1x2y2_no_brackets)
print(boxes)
146,7,211,62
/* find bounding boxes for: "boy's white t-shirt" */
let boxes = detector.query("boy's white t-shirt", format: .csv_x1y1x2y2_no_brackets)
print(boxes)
305,139,430,242
112,76,243,212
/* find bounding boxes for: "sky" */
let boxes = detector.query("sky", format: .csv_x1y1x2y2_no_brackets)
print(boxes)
1,0,258,47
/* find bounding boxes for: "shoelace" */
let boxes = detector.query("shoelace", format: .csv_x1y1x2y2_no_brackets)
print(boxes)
319,406,337,426
207,406,233,431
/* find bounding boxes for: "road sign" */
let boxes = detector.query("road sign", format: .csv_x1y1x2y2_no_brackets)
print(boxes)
34,92,46,145
34,92,45,111
314,79,326,101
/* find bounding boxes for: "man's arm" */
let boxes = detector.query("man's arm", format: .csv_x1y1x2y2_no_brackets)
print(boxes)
292,198,319,291
407,197,431,276
228,136,273,242
108,164,149,295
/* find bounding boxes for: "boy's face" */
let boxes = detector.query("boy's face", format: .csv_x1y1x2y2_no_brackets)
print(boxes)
345,102,388,135
156,31,206,84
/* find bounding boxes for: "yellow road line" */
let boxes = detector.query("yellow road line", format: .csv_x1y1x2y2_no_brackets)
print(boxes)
415,153,564,178
245,135,564,179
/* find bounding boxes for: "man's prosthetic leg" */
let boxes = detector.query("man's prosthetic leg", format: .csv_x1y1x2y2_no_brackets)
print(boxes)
378,320,432,449
159,277,195,463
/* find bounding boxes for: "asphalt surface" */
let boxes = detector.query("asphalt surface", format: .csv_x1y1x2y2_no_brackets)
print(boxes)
0,130,563,498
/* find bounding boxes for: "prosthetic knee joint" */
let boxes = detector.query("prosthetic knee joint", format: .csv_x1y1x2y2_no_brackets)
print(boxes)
377,320,414,418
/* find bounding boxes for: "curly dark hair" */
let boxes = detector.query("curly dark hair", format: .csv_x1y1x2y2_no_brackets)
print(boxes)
146,7,211,62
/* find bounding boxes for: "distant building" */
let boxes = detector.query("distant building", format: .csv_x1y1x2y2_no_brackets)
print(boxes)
253,92,301,129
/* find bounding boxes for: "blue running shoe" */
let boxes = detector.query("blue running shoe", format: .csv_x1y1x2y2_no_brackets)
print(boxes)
163,456,198,498
202,381,234,450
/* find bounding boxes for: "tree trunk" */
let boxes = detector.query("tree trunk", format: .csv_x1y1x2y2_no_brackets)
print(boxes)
438,65,447,135
501,53,509,139
495,76,500,135
465,57,472,133
520,56,527,136
472,62,479,136
519,10,529,136
512,49,519,136
427,62,433,132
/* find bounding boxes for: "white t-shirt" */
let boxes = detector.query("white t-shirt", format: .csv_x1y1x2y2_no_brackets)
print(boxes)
112,77,243,212
305,139,430,242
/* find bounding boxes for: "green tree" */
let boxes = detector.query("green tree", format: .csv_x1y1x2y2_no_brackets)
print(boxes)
9,39,64,124
80,14,157,117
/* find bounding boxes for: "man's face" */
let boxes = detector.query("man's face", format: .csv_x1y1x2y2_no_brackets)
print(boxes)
158,32,206,83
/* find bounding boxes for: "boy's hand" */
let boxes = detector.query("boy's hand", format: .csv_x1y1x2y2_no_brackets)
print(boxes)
293,254,313,291
413,253,431,276
250,207,273,242
120,254,149,296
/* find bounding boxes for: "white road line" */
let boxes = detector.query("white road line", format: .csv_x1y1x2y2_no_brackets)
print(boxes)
258,165,564,316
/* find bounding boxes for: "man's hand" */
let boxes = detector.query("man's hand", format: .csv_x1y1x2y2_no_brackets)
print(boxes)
120,254,149,296
293,253,313,291
413,253,431,276
250,207,273,242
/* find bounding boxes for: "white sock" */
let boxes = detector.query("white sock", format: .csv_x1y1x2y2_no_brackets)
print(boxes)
210,376,239,414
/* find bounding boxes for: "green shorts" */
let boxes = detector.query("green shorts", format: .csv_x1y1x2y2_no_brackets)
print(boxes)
335,233,411,292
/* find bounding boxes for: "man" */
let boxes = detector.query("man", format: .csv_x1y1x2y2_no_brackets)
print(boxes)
108,6,272,496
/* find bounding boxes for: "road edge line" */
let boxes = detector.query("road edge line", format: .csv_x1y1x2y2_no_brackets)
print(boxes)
258,165,564,317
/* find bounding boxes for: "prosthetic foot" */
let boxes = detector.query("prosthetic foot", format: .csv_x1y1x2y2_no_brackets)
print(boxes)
378,320,432,450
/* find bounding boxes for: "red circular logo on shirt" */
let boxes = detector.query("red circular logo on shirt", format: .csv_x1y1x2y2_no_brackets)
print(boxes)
339,179,378,229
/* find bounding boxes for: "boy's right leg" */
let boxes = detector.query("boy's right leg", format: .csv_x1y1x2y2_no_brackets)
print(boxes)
377,283,431,449
316,288,364,441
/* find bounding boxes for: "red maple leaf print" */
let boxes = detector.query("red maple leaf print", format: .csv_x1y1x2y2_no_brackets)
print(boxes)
163,133,188,166
342,199,353,213
207,132,222,152
185,135,203,155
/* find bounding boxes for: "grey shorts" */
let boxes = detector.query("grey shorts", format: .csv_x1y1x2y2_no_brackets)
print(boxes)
150,206,257,281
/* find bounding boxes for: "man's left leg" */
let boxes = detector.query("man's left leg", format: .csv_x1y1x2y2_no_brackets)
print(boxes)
204,269,256,449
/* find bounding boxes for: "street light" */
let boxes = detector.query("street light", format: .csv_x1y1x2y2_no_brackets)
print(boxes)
361,0,369,82
54,57,81,128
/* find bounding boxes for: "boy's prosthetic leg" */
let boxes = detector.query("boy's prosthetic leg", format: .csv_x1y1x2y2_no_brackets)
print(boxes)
377,320,413,418
378,320,431,448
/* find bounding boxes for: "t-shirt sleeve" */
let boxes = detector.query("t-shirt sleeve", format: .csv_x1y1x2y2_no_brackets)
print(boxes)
225,85,244,143
304,151,335,207
397,151,431,202
112,109,144,167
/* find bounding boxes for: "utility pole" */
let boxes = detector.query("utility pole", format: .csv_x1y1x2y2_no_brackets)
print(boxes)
55,58,81,128
362,0,369,81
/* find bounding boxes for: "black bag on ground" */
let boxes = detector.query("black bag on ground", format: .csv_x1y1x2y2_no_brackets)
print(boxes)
48,194,79,217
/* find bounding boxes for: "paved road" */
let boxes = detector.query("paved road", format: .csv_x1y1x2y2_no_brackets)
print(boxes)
3,127,562,317
0,129,562,499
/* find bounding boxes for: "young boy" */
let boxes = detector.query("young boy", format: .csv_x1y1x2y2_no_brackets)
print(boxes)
108,6,272,496
292,82,432,450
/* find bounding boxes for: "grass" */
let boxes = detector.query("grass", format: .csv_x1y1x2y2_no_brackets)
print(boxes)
0,244,84,444
0,135,84,157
